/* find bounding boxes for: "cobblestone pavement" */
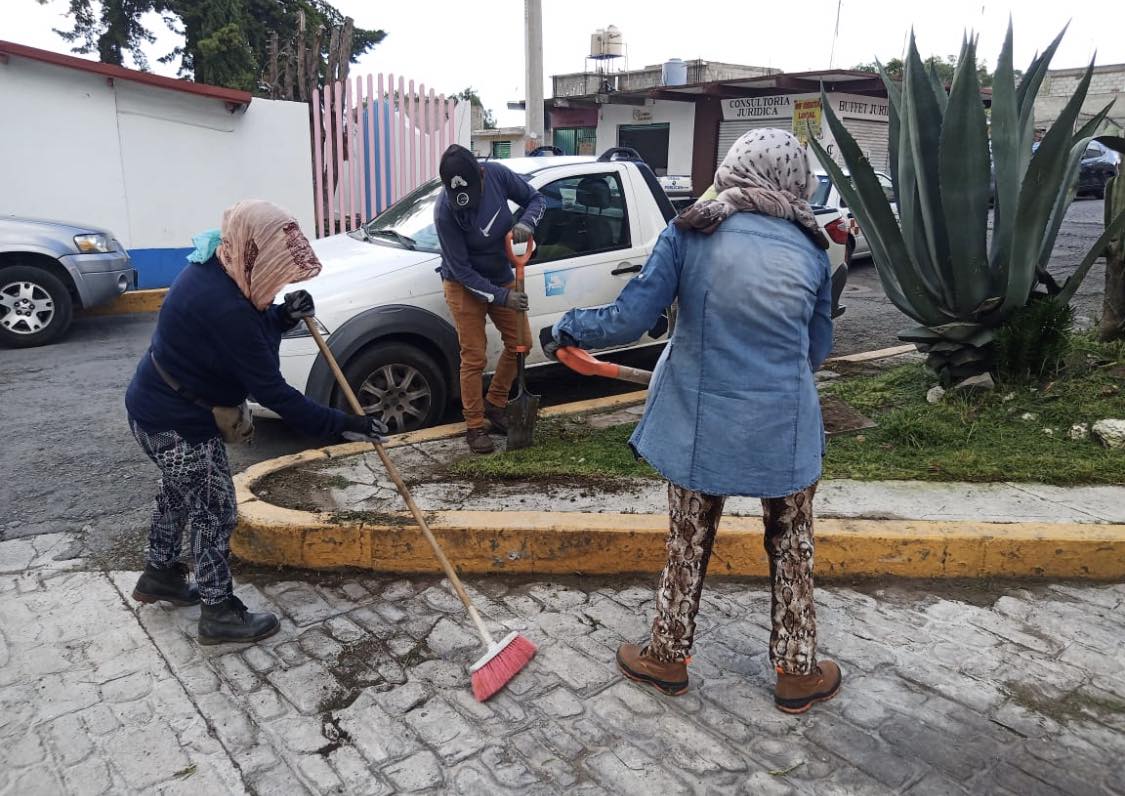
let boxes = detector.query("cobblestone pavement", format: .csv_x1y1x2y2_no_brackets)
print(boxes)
2,533,1124,795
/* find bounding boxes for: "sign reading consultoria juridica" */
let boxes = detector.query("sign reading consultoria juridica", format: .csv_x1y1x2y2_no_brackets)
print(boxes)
721,93,891,122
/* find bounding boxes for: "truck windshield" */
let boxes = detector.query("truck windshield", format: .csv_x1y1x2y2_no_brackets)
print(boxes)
360,179,443,252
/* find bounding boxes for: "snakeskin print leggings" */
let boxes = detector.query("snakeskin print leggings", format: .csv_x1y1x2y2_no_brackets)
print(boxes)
649,481,819,675
129,418,238,606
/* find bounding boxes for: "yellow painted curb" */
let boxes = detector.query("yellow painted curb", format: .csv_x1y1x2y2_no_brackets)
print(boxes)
232,504,1125,580
233,433,1125,580
81,288,168,316
827,343,917,364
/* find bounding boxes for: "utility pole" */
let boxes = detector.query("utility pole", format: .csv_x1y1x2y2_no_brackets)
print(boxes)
524,0,545,151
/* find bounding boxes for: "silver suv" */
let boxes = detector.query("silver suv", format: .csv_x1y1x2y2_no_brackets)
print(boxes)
0,216,136,347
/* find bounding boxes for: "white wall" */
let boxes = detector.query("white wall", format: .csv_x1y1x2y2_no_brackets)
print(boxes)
0,55,314,285
595,100,696,176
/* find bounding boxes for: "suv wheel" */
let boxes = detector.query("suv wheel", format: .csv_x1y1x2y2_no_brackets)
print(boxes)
338,342,449,433
0,265,74,348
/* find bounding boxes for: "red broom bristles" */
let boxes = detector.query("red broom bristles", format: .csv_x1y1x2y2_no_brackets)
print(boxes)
471,633,537,702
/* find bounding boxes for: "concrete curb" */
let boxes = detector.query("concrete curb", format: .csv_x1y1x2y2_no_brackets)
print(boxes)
233,404,1125,580
80,288,167,316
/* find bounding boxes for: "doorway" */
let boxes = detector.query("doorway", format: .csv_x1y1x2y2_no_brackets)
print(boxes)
617,123,670,175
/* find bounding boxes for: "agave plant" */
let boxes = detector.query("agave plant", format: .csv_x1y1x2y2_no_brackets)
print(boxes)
809,25,1125,386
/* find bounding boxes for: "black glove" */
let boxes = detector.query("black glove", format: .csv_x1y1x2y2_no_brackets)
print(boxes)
539,326,578,361
511,223,533,244
281,290,315,325
341,414,390,444
505,289,529,312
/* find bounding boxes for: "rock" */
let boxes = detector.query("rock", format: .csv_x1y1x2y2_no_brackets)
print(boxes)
951,373,995,393
1019,412,1039,422
1092,419,1125,449
926,386,946,404
1042,428,1055,437
1002,392,1017,403
1073,315,1094,332
1068,423,1090,441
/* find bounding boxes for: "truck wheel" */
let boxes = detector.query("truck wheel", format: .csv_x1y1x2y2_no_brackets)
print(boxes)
338,342,449,433
0,264,74,348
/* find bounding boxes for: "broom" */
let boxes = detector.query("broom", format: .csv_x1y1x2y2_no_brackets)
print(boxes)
303,317,536,701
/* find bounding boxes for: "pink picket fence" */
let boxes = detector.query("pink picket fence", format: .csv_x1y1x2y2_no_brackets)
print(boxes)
311,75,459,238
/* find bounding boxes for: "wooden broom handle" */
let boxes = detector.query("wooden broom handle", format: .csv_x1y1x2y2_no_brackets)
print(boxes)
303,317,493,646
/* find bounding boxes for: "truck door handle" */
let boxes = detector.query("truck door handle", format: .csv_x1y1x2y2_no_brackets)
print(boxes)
611,262,642,275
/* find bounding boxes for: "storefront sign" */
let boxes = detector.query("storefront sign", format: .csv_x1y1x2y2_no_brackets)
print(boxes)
722,92,890,124
721,94,797,121
792,98,822,144
832,93,891,121
632,108,653,122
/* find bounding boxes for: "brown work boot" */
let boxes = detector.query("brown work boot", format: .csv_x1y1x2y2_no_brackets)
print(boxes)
465,427,495,454
484,401,509,435
775,659,842,714
616,643,689,696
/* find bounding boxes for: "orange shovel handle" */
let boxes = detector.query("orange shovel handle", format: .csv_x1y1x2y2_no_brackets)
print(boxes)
556,347,652,386
505,231,536,354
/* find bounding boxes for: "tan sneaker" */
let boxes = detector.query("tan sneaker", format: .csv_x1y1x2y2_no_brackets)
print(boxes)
616,643,689,696
775,660,842,714
465,428,495,454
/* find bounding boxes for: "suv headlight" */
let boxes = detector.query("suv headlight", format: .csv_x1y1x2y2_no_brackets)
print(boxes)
282,318,330,339
74,233,112,253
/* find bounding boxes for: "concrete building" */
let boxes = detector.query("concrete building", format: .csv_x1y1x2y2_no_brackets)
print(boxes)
548,69,893,196
1036,63,1125,135
0,40,315,288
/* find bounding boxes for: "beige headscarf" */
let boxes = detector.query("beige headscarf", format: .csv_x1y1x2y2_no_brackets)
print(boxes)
216,200,322,310
676,128,828,249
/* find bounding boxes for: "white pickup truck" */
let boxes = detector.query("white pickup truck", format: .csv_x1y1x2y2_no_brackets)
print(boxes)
268,150,848,432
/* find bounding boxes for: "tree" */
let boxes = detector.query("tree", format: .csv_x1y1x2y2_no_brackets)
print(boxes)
40,0,386,93
455,87,496,129
853,55,1019,87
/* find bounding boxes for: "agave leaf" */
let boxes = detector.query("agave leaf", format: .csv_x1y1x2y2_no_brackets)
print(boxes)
1037,102,1116,274
927,60,949,115
898,326,946,343
1016,25,1068,144
939,35,992,315
903,34,955,303
989,21,1021,282
1004,59,1096,315
1055,207,1125,305
877,59,902,196
811,93,946,325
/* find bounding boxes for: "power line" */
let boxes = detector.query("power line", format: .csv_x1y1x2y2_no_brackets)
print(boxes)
829,0,843,69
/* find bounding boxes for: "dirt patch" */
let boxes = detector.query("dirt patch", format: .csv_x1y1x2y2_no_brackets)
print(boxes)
255,467,342,513
1005,681,1125,725
821,395,877,437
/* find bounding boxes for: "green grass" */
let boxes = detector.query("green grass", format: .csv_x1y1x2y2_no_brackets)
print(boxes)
453,339,1125,486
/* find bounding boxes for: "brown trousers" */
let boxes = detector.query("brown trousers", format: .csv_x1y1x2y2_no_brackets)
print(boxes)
648,481,819,675
443,279,531,429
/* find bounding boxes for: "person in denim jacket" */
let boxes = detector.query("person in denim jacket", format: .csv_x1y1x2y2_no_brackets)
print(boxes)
541,129,841,714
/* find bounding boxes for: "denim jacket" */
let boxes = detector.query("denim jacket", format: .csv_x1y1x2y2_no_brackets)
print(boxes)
555,213,833,498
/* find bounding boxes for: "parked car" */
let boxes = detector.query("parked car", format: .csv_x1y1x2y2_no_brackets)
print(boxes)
259,152,849,432
810,169,898,262
1075,140,1119,198
0,216,136,347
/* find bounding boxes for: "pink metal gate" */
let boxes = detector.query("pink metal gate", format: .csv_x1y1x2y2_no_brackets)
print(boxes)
311,75,458,238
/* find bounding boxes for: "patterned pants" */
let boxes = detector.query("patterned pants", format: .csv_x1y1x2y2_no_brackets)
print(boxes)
649,481,819,675
129,418,237,606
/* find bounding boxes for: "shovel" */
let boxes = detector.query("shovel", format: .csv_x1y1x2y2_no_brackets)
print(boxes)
556,346,653,386
504,232,539,450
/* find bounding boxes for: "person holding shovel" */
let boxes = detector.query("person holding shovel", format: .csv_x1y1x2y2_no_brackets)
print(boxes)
434,144,546,454
540,129,841,714
125,200,387,645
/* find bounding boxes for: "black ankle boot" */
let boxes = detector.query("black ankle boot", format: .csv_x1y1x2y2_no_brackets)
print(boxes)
197,595,280,645
132,562,200,607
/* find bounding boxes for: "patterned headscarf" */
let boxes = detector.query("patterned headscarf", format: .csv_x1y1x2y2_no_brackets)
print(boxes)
215,200,322,310
676,128,828,249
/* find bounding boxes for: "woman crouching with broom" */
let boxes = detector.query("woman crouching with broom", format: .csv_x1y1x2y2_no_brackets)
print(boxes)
540,129,842,714
125,200,388,645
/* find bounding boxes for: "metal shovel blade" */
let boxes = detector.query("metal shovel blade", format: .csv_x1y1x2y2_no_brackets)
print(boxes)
506,386,540,450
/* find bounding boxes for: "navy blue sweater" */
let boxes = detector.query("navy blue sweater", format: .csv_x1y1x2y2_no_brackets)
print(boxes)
435,162,546,304
126,257,352,443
